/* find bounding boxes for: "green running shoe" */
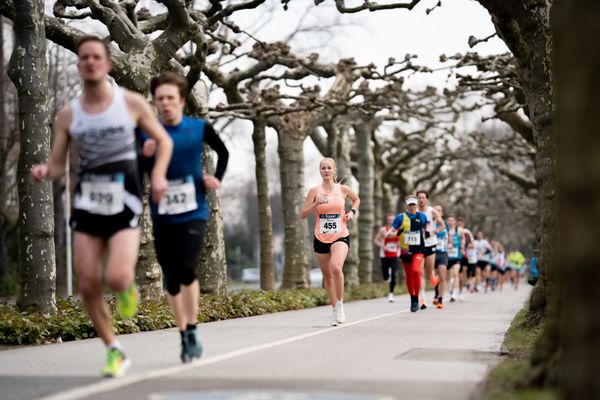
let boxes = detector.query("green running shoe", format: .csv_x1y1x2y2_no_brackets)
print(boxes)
116,284,139,318
101,348,131,378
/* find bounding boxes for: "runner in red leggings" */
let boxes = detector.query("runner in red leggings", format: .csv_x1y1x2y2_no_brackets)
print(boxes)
386,195,429,312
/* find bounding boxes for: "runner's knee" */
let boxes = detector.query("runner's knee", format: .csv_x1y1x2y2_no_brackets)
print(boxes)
105,269,132,292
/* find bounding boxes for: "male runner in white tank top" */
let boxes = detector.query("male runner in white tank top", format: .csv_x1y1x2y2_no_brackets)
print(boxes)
31,36,173,378
416,190,445,309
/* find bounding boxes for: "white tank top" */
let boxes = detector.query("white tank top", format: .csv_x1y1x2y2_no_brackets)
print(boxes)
69,86,137,170
421,206,437,247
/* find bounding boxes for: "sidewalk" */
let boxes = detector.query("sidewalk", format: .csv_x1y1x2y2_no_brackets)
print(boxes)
0,286,530,400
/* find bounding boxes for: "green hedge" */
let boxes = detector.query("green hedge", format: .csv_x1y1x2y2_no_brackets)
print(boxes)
0,284,397,345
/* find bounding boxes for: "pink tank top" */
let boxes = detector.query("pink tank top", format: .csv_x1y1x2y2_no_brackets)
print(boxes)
314,184,349,243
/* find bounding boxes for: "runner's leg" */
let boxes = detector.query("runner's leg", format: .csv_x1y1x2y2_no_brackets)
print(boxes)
74,232,112,344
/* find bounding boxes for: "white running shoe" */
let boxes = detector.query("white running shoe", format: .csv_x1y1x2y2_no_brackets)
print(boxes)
330,309,338,326
335,301,346,324
459,293,465,301
387,293,395,302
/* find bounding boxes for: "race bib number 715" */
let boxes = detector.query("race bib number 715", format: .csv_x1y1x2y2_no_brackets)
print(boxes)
404,231,421,246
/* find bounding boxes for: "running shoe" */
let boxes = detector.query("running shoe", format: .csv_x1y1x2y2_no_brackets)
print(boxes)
330,309,338,326
387,293,395,303
116,284,139,319
459,293,465,301
101,348,131,378
432,297,439,306
335,301,346,324
436,302,445,309
180,333,189,363
450,296,456,302
410,297,419,312
420,298,427,310
184,329,203,362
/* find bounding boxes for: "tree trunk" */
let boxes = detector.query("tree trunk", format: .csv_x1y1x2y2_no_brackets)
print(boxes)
277,129,310,289
252,121,275,291
197,146,228,295
7,0,56,312
53,177,66,297
554,1,600,397
355,123,374,284
0,16,7,281
479,0,555,323
382,183,394,218
136,176,163,300
478,1,557,385
337,126,359,288
372,149,384,283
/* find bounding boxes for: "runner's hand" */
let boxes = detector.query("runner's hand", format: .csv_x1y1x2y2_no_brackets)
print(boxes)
142,139,157,158
345,211,354,222
31,164,49,183
316,194,328,204
151,174,168,203
203,175,221,191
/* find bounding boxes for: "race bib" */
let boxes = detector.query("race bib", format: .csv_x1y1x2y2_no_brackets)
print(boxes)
448,247,459,259
77,173,125,215
467,248,478,264
384,242,398,252
404,231,421,246
319,214,341,234
158,176,198,215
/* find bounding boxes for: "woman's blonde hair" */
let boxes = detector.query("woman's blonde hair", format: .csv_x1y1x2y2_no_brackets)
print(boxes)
320,157,337,183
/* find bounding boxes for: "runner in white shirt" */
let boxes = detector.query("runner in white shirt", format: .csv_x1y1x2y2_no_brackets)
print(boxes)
416,191,445,309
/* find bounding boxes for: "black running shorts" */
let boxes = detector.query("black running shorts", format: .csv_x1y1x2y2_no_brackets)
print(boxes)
423,246,436,257
313,235,350,254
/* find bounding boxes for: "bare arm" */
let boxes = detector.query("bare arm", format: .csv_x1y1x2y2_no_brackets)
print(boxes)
127,92,173,203
341,184,360,222
31,106,71,182
373,226,386,248
432,209,446,234
386,226,399,238
301,187,319,219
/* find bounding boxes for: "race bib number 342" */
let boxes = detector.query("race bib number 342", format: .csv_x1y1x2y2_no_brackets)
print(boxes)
158,176,198,215
77,173,125,215
319,214,341,234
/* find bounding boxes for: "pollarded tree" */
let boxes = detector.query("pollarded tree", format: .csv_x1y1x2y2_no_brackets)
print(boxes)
6,0,56,312
282,0,558,385
0,0,279,297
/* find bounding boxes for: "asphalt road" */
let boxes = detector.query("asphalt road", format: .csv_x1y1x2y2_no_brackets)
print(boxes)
0,286,530,400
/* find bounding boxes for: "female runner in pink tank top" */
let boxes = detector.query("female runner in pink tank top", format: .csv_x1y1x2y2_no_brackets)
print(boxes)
301,158,360,326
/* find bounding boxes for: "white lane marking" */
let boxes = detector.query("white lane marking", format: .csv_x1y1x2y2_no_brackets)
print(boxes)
35,308,410,400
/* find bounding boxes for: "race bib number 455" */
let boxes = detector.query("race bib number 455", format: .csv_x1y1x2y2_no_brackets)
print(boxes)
77,173,125,215
158,176,198,215
319,214,341,234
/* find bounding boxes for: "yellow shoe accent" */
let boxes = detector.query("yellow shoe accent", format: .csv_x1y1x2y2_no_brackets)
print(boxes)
101,348,131,378
116,284,139,318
